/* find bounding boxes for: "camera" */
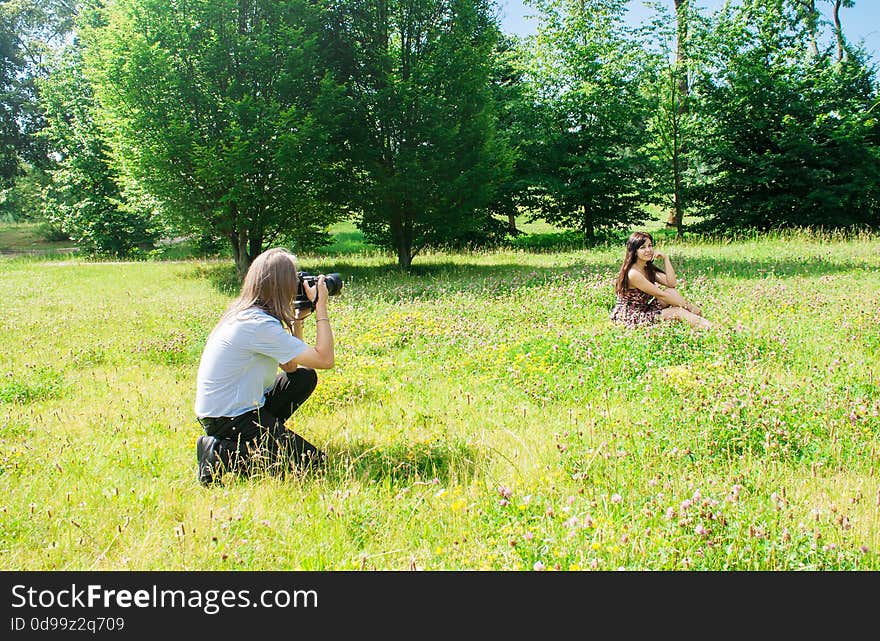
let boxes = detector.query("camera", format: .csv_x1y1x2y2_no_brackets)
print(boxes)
294,271,343,310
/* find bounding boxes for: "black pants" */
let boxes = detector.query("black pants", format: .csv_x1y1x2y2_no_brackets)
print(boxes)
199,368,320,473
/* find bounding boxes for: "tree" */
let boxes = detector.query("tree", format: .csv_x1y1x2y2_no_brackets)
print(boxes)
691,0,880,231
790,0,821,56
485,33,539,236
828,0,855,62
39,27,160,256
790,0,855,62
84,0,348,278
665,0,690,236
326,0,512,269
0,0,77,191
639,0,714,237
1,17,26,191
523,0,653,239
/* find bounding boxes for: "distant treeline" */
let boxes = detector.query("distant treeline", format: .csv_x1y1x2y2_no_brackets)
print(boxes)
2,0,878,272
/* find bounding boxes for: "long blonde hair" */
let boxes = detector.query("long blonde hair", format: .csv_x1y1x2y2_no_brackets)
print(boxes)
218,248,300,331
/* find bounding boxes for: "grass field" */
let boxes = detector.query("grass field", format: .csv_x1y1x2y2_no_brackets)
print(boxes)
0,222,79,255
1,227,878,570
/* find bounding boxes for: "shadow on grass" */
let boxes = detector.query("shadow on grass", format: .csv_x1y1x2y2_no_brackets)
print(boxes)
181,263,240,296
183,251,872,303
208,439,482,488
310,255,870,303
323,439,482,486
678,255,872,279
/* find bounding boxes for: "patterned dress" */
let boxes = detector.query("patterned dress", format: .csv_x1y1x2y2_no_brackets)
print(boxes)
610,288,663,327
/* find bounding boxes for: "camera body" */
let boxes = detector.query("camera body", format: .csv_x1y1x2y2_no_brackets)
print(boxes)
294,271,343,310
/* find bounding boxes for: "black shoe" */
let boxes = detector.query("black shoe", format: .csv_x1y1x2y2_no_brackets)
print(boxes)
196,435,220,486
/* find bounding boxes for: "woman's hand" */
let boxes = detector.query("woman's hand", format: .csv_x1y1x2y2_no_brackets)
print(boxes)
653,250,666,261
302,275,330,310
293,307,313,323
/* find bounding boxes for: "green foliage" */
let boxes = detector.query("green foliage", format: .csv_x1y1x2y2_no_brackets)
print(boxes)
0,378,61,405
0,9,30,193
0,164,52,222
0,366,63,405
689,0,880,231
327,0,513,268
84,0,348,277
484,34,540,236
520,0,653,238
508,230,586,251
636,0,715,233
0,221,75,252
8,0,880,259
0,0,77,194
39,40,161,257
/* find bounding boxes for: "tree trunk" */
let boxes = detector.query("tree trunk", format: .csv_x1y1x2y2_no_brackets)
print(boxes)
228,0,255,283
248,231,262,267
230,230,250,281
227,199,263,280
671,109,685,237
582,204,594,240
666,0,688,237
832,0,845,62
800,0,820,57
508,212,518,234
391,209,412,269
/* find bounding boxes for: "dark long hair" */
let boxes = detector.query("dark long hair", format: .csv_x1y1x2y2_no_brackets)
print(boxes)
615,231,663,295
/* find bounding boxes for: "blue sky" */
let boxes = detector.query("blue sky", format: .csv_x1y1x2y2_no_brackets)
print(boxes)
497,0,880,62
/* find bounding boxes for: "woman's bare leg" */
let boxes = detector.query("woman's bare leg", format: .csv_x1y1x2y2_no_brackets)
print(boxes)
660,306,711,330
660,288,703,317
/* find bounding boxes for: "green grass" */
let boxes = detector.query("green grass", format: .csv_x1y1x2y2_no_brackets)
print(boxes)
1,228,878,570
312,221,382,256
0,222,78,255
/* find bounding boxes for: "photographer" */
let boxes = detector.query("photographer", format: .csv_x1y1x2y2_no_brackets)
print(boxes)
194,247,335,486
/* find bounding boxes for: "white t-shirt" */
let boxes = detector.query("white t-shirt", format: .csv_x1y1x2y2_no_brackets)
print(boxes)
194,308,307,418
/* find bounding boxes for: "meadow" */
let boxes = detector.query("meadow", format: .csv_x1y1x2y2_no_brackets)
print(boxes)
1,227,878,570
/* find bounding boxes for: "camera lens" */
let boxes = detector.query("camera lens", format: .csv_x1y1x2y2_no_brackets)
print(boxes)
292,272,342,310
324,273,343,296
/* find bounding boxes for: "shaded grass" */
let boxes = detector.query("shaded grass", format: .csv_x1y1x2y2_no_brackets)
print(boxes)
0,222,77,254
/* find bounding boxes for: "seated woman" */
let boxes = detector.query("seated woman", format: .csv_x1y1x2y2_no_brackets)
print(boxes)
610,231,711,330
